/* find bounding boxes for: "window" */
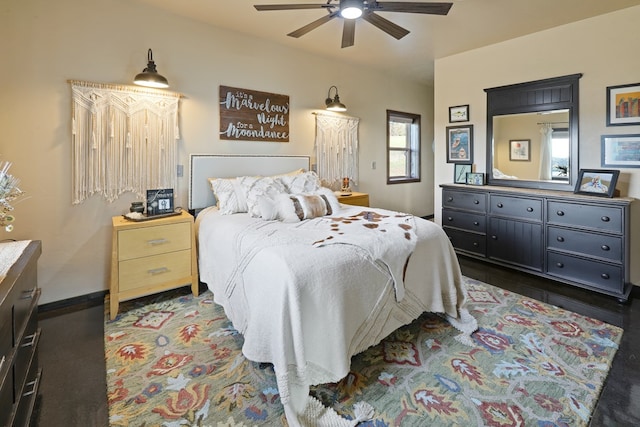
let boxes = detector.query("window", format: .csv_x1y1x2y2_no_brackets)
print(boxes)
551,128,569,179
387,110,421,184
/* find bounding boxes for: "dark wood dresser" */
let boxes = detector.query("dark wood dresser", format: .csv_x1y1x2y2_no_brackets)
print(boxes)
0,240,42,427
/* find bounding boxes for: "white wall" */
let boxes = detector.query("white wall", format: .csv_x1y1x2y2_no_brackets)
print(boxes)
434,6,640,285
0,0,433,304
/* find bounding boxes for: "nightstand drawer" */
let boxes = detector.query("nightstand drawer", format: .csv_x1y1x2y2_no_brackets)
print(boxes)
118,222,192,261
119,249,192,291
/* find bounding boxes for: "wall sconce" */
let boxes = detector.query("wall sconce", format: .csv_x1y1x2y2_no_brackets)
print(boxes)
325,86,347,112
133,48,169,88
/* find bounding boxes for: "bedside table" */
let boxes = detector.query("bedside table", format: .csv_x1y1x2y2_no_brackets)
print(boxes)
337,192,370,207
110,211,199,319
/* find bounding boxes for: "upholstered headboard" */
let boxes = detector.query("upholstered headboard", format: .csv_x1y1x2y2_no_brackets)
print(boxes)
188,154,311,211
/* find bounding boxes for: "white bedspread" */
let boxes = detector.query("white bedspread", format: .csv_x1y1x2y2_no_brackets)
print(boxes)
196,205,477,426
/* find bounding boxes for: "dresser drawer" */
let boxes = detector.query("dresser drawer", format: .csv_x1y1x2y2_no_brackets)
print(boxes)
0,307,10,370
444,227,486,257
0,374,12,426
14,314,39,399
489,195,543,222
13,357,40,427
119,249,192,291
442,209,486,232
547,201,623,233
10,271,39,344
442,190,486,213
547,226,622,262
547,252,624,294
118,222,192,261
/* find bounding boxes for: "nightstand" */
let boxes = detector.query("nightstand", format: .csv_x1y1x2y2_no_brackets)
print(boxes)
110,211,198,320
337,192,370,207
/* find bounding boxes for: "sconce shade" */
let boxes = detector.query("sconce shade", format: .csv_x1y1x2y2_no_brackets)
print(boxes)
325,85,347,112
340,0,363,19
134,49,169,88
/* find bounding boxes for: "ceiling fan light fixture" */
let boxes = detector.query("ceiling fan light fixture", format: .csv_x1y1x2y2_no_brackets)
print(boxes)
340,0,363,19
325,85,347,112
134,48,169,89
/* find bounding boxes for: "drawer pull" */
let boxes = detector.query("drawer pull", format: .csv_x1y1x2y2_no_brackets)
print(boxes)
601,245,610,251
147,238,169,246
556,210,565,216
22,377,39,398
21,332,37,348
496,203,503,208
473,242,479,247
601,273,610,280
0,356,4,371
21,288,37,300
474,200,480,205
148,267,170,275
447,217,453,222
556,262,564,268
473,221,479,226
491,235,498,240
526,207,533,212
601,216,610,222
447,197,453,202
556,236,565,242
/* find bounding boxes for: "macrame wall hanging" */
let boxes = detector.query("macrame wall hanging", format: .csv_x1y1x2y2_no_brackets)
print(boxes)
69,80,181,204
314,112,360,190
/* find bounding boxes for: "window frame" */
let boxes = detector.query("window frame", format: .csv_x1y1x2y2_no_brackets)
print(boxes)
386,110,421,184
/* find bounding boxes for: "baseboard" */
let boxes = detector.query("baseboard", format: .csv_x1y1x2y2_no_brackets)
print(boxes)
38,290,107,317
422,214,434,220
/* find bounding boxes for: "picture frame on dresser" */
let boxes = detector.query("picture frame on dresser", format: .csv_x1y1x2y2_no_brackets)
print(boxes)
573,169,619,198
446,124,473,163
454,163,472,184
466,172,485,186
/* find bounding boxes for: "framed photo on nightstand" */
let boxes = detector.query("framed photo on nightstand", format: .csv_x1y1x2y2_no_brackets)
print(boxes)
146,188,174,215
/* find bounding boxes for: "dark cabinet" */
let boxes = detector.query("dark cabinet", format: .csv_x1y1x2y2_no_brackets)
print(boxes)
0,240,42,427
441,185,634,301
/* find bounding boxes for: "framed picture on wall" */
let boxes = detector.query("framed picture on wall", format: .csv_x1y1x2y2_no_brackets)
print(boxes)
573,169,619,198
446,125,474,163
606,82,640,126
601,134,640,168
509,139,530,161
449,105,469,123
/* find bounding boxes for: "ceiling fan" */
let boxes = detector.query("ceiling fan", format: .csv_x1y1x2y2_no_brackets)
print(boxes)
254,0,453,48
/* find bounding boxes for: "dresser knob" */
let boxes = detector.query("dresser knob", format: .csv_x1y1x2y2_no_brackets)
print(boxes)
474,200,480,204
601,273,610,280
473,221,479,226
473,242,479,247
491,235,498,240
447,217,453,221
557,236,565,242
557,211,565,216
601,245,610,251
601,216,610,222
527,207,533,212
447,197,453,202
556,262,564,268
497,203,503,208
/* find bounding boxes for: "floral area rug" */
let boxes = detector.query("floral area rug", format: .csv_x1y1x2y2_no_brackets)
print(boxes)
105,277,623,426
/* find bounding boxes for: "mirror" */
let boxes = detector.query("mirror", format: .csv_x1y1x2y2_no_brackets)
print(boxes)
486,74,582,191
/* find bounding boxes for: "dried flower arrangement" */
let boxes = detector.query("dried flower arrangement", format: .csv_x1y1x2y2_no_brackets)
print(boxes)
0,160,24,232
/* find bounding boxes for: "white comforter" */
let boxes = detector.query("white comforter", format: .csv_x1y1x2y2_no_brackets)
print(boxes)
196,205,476,425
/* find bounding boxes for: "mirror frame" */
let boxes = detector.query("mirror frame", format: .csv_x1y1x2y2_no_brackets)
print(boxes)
485,73,582,191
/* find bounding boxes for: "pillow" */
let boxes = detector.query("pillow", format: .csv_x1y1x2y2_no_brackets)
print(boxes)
265,187,341,222
280,170,322,194
239,176,288,217
208,177,248,214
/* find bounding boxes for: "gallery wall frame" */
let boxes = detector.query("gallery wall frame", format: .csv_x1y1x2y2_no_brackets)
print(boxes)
446,124,473,163
509,139,531,161
601,134,640,168
449,104,469,123
573,169,619,198
606,82,640,126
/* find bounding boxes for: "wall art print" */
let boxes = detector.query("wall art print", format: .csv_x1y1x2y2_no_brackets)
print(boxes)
606,82,640,126
219,85,289,142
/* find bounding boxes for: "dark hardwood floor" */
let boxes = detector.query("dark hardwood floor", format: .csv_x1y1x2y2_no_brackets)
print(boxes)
32,256,640,426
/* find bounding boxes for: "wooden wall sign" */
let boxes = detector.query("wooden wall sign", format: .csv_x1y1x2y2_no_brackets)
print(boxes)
219,85,289,142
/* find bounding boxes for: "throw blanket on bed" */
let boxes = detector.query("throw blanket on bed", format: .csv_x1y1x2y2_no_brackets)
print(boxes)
196,206,478,427
312,210,416,302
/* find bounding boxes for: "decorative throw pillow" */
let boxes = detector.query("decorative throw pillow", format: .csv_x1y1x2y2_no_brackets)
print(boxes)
267,187,341,222
280,171,322,194
208,177,248,214
239,176,288,217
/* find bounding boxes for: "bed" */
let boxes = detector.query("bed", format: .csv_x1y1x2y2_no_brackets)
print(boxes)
189,154,477,426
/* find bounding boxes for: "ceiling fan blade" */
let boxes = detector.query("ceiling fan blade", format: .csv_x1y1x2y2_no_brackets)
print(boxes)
287,11,340,38
372,2,453,15
255,4,332,11
341,19,356,48
362,12,410,40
